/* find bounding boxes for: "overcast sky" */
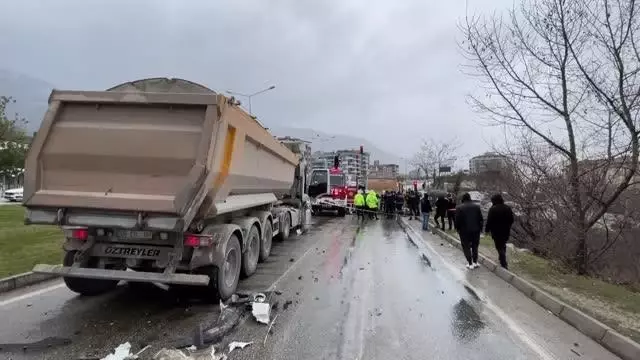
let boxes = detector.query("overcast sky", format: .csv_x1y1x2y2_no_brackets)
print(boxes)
0,0,512,161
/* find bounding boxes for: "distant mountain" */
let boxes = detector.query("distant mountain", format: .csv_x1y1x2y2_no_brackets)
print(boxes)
0,69,54,134
270,126,401,165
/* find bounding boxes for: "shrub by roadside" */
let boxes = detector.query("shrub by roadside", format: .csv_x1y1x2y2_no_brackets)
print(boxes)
0,205,63,278
441,228,640,343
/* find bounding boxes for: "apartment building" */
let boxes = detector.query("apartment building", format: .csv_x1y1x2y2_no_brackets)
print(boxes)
312,149,370,186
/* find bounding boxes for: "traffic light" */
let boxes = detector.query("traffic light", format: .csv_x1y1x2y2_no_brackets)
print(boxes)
359,145,364,154
333,155,340,168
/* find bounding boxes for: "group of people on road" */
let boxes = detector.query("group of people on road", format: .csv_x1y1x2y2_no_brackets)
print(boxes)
353,188,515,270
410,191,515,270
353,187,380,220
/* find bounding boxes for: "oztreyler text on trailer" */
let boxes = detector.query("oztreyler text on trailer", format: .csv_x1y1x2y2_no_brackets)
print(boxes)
23,78,312,300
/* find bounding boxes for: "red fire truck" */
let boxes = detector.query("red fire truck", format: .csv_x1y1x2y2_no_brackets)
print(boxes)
308,157,351,216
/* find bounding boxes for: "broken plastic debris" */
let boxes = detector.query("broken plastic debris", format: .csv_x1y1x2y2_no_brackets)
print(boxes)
252,302,271,324
101,342,136,360
228,341,253,353
154,346,222,360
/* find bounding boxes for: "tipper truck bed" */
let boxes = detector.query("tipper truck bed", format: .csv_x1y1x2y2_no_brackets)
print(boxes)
25,78,311,300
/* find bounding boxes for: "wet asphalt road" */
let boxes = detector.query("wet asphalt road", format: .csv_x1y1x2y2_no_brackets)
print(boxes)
0,216,621,360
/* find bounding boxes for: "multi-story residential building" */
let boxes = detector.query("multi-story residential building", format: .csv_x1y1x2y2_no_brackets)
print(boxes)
277,136,312,179
369,160,399,179
469,152,508,174
312,149,370,186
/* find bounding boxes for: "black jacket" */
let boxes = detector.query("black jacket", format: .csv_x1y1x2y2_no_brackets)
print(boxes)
420,197,432,213
455,201,483,234
485,203,514,239
435,198,448,215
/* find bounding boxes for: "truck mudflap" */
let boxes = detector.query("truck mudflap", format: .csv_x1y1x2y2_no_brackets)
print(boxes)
32,264,210,286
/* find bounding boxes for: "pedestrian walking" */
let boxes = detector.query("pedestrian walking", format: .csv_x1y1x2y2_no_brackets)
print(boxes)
434,195,448,230
485,193,515,269
446,194,456,230
455,193,483,269
420,193,432,231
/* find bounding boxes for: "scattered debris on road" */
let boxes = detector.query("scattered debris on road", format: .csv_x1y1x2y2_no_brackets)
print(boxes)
100,342,144,360
154,345,223,360
263,315,279,345
228,341,253,353
251,293,271,324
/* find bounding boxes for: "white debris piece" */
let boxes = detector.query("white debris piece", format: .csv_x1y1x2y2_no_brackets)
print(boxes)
154,346,223,360
251,293,271,324
101,342,137,360
228,341,253,353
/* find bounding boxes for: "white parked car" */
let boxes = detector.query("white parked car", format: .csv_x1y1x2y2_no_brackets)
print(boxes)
3,187,23,202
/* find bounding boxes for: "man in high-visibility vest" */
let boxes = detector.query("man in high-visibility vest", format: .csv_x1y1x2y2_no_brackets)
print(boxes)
366,190,379,220
353,189,366,220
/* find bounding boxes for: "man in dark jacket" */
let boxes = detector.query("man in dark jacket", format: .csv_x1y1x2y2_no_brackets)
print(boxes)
455,193,483,269
420,193,432,230
395,191,405,216
408,191,420,220
434,196,448,230
485,193,515,269
446,194,456,230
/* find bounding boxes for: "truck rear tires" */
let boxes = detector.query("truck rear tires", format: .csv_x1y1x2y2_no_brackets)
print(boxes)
259,220,273,262
62,251,119,296
276,213,291,241
241,225,260,278
216,234,242,300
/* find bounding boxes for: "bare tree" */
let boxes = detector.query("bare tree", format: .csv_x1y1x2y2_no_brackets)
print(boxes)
412,138,460,187
462,0,640,274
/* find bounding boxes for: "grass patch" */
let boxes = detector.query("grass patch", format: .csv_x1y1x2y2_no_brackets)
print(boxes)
0,205,63,278
439,225,640,343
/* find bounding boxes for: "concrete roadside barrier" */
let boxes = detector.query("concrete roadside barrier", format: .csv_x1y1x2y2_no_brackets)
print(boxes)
398,217,640,360
0,271,59,295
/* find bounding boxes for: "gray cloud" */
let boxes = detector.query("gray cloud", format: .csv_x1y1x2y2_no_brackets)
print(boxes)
0,0,512,165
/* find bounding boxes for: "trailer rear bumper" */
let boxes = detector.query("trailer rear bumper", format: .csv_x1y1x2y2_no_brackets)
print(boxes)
32,264,210,286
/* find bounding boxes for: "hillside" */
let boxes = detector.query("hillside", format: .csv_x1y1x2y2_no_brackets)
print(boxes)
0,69,54,134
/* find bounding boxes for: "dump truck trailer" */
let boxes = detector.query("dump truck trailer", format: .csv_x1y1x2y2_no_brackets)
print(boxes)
24,78,311,300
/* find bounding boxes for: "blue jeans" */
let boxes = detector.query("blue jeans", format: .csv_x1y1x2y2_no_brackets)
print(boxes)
422,213,430,230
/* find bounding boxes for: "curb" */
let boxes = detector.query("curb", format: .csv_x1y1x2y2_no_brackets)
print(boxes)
398,218,640,360
0,271,59,295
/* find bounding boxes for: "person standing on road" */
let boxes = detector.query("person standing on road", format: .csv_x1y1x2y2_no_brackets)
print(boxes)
412,191,421,220
455,193,483,269
485,193,515,269
446,194,457,231
366,190,379,220
354,189,366,220
434,195,448,230
395,191,404,216
420,193,432,231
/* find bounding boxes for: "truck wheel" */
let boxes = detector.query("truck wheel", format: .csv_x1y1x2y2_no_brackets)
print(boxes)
337,208,346,217
276,213,290,241
216,234,241,300
241,225,260,278
259,220,273,262
62,251,119,296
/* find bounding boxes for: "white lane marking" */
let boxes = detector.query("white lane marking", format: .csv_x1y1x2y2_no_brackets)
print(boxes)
0,282,66,308
404,223,557,360
267,233,324,291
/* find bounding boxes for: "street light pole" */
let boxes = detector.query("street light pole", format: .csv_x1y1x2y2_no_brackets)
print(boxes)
226,85,276,116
